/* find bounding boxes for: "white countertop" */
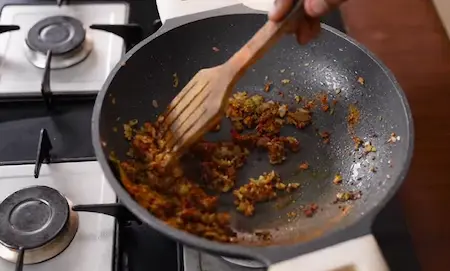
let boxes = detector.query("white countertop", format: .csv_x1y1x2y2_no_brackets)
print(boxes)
156,0,274,23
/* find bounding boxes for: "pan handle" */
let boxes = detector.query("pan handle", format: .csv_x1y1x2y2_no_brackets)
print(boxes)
268,234,389,271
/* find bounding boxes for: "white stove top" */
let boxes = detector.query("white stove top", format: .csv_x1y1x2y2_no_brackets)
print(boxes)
0,4,129,97
156,0,273,23
0,161,116,271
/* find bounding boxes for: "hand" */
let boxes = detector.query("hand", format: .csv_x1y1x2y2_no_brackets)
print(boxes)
268,0,347,44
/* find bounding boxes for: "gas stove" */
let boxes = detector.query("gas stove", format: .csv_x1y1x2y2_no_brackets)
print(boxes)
0,0,419,271
0,1,171,271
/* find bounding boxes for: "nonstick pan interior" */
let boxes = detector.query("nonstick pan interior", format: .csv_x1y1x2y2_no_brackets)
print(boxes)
96,14,412,247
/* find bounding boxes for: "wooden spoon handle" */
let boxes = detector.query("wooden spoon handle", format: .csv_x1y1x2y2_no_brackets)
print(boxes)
224,0,305,80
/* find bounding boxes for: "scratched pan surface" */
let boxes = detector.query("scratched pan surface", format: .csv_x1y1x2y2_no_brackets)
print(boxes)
94,11,413,262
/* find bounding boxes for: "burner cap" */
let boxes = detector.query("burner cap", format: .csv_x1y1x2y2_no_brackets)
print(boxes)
0,186,69,250
26,16,86,55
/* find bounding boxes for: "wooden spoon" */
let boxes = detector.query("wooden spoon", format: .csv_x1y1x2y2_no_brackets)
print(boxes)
162,0,305,157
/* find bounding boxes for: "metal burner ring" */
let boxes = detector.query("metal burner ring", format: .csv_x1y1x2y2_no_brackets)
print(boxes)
0,194,79,264
24,36,93,69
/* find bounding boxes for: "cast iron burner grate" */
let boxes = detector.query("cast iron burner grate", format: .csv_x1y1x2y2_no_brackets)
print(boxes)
0,186,79,270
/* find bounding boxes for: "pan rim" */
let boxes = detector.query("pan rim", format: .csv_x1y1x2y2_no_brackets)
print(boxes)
92,13,414,265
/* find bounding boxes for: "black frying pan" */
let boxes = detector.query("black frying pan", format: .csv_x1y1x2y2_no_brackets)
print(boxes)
92,5,413,270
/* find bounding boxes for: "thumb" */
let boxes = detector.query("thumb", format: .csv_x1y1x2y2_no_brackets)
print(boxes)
268,0,294,22
305,0,347,17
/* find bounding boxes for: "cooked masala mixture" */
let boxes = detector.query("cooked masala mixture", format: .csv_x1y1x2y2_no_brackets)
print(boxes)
112,91,314,243
113,84,373,243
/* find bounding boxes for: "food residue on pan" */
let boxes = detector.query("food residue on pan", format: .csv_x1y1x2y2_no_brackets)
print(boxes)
195,141,248,193
299,162,309,170
318,93,330,112
363,141,377,153
329,99,338,115
338,205,351,213
318,130,331,144
172,73,179,88
352,136,364,150
281,79,290,85
334,191,362,203
255,231,272,241
387,132,401,143
278,104,288,118
294,95,302,104
357,76,365,85
264,81,273,92
212,46,220,52
333,174,343,185
303,203,319,217
303,100,315,111
227,91,312,135
286,108,312,129
233,171,299,216
347,104,360,129
232,133,299,165
286,211,298,222
123,119,138,140
152,100,159,108
287,211,297,219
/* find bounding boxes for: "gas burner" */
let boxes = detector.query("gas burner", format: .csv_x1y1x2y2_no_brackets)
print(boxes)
24,16,93,69
27,16,85,55
0,186,78,265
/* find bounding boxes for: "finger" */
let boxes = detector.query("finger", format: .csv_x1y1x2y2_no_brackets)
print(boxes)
268,0,294,22
304,0,347,17
309,17,321,39
296,17,313,45
296,17,320,44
